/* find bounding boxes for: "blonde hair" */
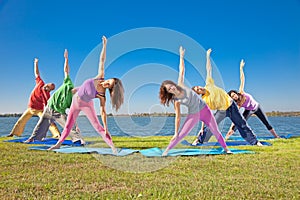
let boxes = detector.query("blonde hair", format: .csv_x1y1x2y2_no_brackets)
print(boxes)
109,78,124,111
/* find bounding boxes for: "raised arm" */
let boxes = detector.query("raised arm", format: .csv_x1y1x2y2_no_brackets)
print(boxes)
206,48,212,80
239,59,245,94
177,46,185,87
95,36,107,79
34,58,40,78
64,49,69,78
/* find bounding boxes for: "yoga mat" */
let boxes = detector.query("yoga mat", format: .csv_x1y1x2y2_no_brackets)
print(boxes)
139,147,254,157
181,140,272,147
4,137,84,146
228,134,299,141
29,146,138,156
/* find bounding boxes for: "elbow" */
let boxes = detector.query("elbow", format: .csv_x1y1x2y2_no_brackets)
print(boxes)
101,57,106,63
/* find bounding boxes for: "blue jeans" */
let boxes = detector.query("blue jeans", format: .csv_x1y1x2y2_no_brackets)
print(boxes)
199,101,258,145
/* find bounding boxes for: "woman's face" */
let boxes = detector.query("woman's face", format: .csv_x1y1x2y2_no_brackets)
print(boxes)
192,86,206,95
101,79,115,89
164,83,178,95
230,92,239,101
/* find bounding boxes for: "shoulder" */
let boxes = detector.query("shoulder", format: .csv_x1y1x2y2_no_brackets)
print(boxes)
35,76,44,84
35,75,42,81
64,75,73,84
206,77,214,85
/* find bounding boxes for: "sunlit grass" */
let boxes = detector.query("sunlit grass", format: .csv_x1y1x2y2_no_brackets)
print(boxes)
0,136,299,199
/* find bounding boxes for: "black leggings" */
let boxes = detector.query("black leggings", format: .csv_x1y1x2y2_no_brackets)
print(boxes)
232,104,273,131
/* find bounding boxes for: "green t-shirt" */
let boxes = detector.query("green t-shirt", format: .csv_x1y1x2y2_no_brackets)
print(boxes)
48,75,74,114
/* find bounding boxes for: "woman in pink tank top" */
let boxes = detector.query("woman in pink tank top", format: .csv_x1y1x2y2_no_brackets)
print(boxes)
48,36,124,154
226,59,279,139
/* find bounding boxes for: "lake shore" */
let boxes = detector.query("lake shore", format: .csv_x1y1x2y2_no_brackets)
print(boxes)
1,111,300,117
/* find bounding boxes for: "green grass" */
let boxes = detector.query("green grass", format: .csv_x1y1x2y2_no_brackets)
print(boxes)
0,136,299,199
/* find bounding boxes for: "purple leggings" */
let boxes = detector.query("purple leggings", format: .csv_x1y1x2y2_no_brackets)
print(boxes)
58,94,114,147
167,105,227,150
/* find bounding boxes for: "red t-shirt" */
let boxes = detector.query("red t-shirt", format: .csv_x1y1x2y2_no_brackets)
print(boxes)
28,76,50,110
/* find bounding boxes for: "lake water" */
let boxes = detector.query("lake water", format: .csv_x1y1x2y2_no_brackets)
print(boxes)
1,116,299,138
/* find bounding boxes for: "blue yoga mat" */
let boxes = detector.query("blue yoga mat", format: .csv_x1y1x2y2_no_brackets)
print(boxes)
4,137,84,146
228,134,299,141
29,146,138,156
139,147,254,157
181,140,272,147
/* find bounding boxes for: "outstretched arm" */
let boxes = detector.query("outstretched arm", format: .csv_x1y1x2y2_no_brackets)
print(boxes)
206,49,212,80
34,58,40,78
225,122,235,140
177,46,185,87
195,122,205,138
192,122,205,145
173,101,181,140
239,59,245,94
99,97,109,134
64,49,69,78
95,36,107,79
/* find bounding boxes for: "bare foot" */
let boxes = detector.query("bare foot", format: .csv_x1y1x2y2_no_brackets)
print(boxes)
48,143,61,150
23,138,34,143
111,147,118,155
162,149,169,156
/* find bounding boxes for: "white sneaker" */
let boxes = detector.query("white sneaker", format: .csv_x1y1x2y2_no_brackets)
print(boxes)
256,141,263,146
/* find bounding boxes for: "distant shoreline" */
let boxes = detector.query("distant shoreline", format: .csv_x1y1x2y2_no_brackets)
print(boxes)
1,111,300,117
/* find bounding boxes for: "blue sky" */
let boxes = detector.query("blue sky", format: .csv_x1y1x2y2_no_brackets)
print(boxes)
0,0,299,114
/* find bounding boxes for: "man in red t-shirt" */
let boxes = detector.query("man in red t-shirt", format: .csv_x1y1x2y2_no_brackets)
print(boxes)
8,58,60,138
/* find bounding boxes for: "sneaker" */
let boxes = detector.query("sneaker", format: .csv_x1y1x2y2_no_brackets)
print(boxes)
192,138,200,146
52,134,60,139
256,141,263,146
226,150,233,154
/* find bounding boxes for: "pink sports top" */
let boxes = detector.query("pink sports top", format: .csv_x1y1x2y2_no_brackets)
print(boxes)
77,78,105,102
241,92,258,111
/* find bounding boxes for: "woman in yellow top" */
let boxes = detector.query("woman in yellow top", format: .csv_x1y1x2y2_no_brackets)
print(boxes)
192,49,262,146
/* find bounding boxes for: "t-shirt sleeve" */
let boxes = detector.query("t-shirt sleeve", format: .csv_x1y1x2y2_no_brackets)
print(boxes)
35,76,43,85
64,75,74,87
205,76,215,86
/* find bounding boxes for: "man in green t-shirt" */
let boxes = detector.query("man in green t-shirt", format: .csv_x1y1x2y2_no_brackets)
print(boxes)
25,50,84,144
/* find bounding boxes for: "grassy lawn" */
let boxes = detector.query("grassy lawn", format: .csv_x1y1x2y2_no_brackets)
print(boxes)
0,136,299,199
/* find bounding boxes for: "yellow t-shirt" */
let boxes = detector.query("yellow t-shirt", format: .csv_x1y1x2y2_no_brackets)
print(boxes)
202,77,232,110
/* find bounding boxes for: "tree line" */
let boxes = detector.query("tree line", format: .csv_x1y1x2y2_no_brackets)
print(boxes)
1,111,300,117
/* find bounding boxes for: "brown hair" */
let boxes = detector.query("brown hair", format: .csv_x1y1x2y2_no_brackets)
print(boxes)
227,90,245,105
159,80,183,106
109,78,124,112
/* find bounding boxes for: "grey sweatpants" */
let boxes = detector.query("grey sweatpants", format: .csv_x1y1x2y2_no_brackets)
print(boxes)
29,106,83,142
